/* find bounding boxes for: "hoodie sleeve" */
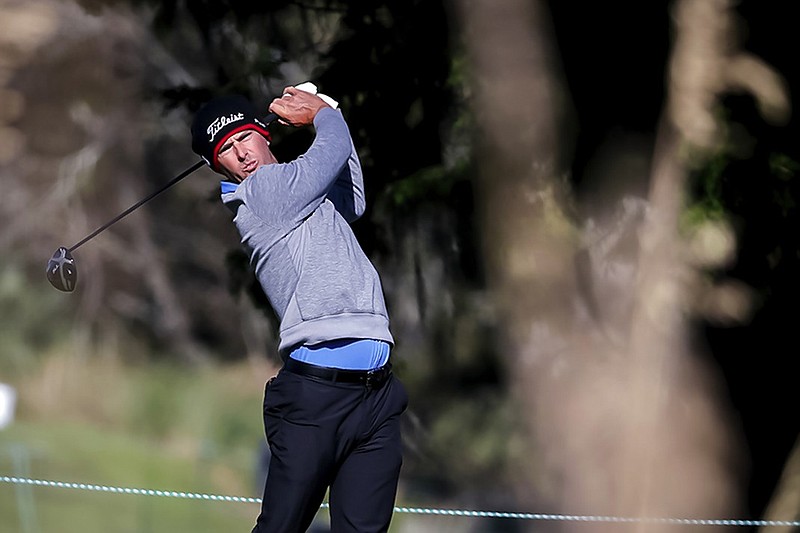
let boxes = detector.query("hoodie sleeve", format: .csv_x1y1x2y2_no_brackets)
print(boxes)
324,134,366,223
240,107,354,227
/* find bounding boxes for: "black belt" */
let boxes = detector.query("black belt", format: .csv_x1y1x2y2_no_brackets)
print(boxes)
284,357,392,389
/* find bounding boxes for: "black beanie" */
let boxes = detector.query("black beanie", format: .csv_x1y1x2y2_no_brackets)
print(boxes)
191,94,271,171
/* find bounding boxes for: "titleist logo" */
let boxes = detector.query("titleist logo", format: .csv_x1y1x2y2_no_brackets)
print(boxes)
207,113,245,142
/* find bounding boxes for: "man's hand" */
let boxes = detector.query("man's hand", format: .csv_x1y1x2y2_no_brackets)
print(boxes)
268,86,331,127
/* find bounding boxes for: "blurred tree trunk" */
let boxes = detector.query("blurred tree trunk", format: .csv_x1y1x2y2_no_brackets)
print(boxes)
627,1,790,529
458,0,576,502
454,0,790,529
759,434,800,532
454,0,589,517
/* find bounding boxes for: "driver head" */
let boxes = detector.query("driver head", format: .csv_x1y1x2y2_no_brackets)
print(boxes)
46,247,77,292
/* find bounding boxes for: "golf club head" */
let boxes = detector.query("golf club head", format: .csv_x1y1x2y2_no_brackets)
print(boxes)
46,247,77,292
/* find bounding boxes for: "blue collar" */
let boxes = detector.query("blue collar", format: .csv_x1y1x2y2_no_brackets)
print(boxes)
220,181,239,194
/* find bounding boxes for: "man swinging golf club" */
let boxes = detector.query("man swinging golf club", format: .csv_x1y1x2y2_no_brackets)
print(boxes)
190,85,408,533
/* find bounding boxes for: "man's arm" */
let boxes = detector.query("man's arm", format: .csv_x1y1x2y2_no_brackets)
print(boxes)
277,84,365,222
241,89,354,226
325,136,366,223
268,86,365,223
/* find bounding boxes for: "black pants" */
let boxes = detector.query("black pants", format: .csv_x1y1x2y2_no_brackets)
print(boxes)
252,365,408,533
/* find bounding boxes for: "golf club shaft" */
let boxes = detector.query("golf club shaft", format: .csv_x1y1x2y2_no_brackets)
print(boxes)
68,111,279,253
68,159,204,252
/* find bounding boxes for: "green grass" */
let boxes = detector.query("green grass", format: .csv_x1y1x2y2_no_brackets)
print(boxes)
0,351,277,533
0,420,258,533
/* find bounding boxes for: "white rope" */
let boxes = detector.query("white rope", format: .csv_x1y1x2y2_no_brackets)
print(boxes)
3,475,799,527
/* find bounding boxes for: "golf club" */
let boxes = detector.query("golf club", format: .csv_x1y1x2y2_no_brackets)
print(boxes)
46,111,279,292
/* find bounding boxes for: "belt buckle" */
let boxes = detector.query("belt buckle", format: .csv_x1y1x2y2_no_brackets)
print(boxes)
364,367,384,390
364,368,377,389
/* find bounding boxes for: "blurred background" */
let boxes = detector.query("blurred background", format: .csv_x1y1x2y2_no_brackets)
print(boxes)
0,0,797,531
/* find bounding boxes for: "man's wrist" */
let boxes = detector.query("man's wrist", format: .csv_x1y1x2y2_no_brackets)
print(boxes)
312,105,337,126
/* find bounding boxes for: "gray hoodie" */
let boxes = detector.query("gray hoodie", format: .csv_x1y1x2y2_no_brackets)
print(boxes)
220,107,393,354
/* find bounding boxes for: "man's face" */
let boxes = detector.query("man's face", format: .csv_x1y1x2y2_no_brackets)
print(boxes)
217,129,277,182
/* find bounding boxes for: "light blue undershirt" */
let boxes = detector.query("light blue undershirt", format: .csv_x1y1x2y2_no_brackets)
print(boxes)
289,339,390,370
221,181,238,193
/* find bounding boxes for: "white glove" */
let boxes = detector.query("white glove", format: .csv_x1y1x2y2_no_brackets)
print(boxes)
294,81,339,109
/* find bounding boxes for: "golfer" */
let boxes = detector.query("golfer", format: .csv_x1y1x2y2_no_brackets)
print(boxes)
191,86,408,533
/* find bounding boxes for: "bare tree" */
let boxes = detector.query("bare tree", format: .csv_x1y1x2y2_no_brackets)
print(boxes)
1,0,270,363
455,0,790,530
